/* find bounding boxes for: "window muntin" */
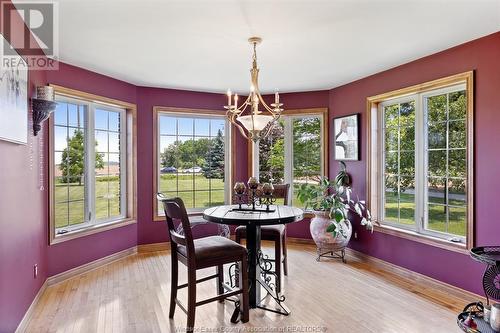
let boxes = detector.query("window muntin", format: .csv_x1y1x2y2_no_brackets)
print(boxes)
424,89,467,237
54,100,87,229
94,108,125,220
375,83,469,242
258,113,325,207
53,96,126,234
157,113,229,214
382,99,416,228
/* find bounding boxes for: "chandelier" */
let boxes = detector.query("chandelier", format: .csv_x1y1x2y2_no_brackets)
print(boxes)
224,37,283,142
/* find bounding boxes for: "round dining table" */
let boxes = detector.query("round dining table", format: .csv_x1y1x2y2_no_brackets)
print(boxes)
203,204,303,315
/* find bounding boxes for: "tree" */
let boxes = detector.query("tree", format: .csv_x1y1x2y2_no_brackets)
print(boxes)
259,122,284,183
160,138,212,170
202,129,225,179
60,130,104,185
385,92,467,215
161,141,180,168
178,138,211,168
292,117,321,180
258,118,322,184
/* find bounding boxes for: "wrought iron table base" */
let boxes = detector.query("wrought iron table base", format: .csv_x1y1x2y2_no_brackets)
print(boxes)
224,251,290,317
256,250,290,315
256,278,290,315
202,206,305,319
316,248,346,263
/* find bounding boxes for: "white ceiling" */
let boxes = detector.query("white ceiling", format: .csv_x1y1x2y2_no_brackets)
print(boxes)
31,0,500,93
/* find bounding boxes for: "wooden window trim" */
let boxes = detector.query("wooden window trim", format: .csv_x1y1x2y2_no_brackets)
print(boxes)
48,84,137,245
366,71,474,252
152,106,233,221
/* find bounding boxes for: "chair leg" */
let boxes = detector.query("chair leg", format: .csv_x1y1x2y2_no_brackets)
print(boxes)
240,256,249,323
169,255,178,318
282,232,288,276
275,235,282,293
186,268,197,333
216,265,224,303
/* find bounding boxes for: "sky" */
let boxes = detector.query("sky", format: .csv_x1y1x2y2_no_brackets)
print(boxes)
159,115,225,148
53,101,226,165
54,102,121,165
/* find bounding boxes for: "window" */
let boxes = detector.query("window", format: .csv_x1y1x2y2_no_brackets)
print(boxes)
368,72,473,250
382,99,416,228
154,108,231,218
49,85,136,244
258,109,327,207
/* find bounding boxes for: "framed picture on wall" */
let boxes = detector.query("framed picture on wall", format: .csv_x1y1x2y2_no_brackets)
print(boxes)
334,113,359,161
0,34,28,144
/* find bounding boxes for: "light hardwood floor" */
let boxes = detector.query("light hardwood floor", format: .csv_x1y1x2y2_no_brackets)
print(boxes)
24,243,468,333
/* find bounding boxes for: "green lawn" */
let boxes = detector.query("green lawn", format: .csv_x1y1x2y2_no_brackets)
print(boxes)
290,184,465,237
55,174,226,228
55,176,121,228
385,192,466,236
56,175,465,237
159,174,225,209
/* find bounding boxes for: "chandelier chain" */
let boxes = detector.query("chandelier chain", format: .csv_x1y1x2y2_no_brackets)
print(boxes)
252,42,257,68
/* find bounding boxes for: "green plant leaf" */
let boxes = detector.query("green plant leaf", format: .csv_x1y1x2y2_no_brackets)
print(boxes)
326,223,337,233
334,208,344,222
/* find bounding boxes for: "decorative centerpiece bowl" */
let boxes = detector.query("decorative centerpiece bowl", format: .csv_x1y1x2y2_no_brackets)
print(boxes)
234,182,246,194
247,177,259,189
233,178,276,212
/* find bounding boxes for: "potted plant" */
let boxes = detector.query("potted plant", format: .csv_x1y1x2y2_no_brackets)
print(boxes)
297,162,375,262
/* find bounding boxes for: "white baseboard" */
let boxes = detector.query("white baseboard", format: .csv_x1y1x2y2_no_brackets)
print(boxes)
15,280,48,333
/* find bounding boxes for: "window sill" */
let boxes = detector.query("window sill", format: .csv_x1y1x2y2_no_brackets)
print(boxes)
50,218,137,245
374,223,469,255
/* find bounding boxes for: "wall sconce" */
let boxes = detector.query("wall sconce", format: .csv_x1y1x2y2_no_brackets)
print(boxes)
32,86,57,136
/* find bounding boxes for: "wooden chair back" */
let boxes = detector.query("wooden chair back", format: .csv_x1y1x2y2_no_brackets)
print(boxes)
157,194,195,257
273,184,290,206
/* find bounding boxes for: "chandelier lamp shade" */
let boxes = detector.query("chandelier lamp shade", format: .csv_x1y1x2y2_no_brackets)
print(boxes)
224,37,284,142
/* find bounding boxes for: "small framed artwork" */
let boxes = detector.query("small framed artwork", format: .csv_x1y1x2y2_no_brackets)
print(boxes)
0,34,28,144
334,113,359,161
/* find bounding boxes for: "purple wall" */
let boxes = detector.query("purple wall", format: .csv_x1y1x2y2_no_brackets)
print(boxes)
45,62,138,276
328,32,500,295
0,69,48,333
0,1,48,331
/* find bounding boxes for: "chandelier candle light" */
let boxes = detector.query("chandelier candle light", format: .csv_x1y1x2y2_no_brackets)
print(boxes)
224,37,284,142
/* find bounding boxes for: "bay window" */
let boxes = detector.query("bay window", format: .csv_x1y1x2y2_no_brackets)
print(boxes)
368,72,473,250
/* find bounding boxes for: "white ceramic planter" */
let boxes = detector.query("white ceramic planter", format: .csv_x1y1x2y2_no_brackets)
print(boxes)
309,210,352,262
